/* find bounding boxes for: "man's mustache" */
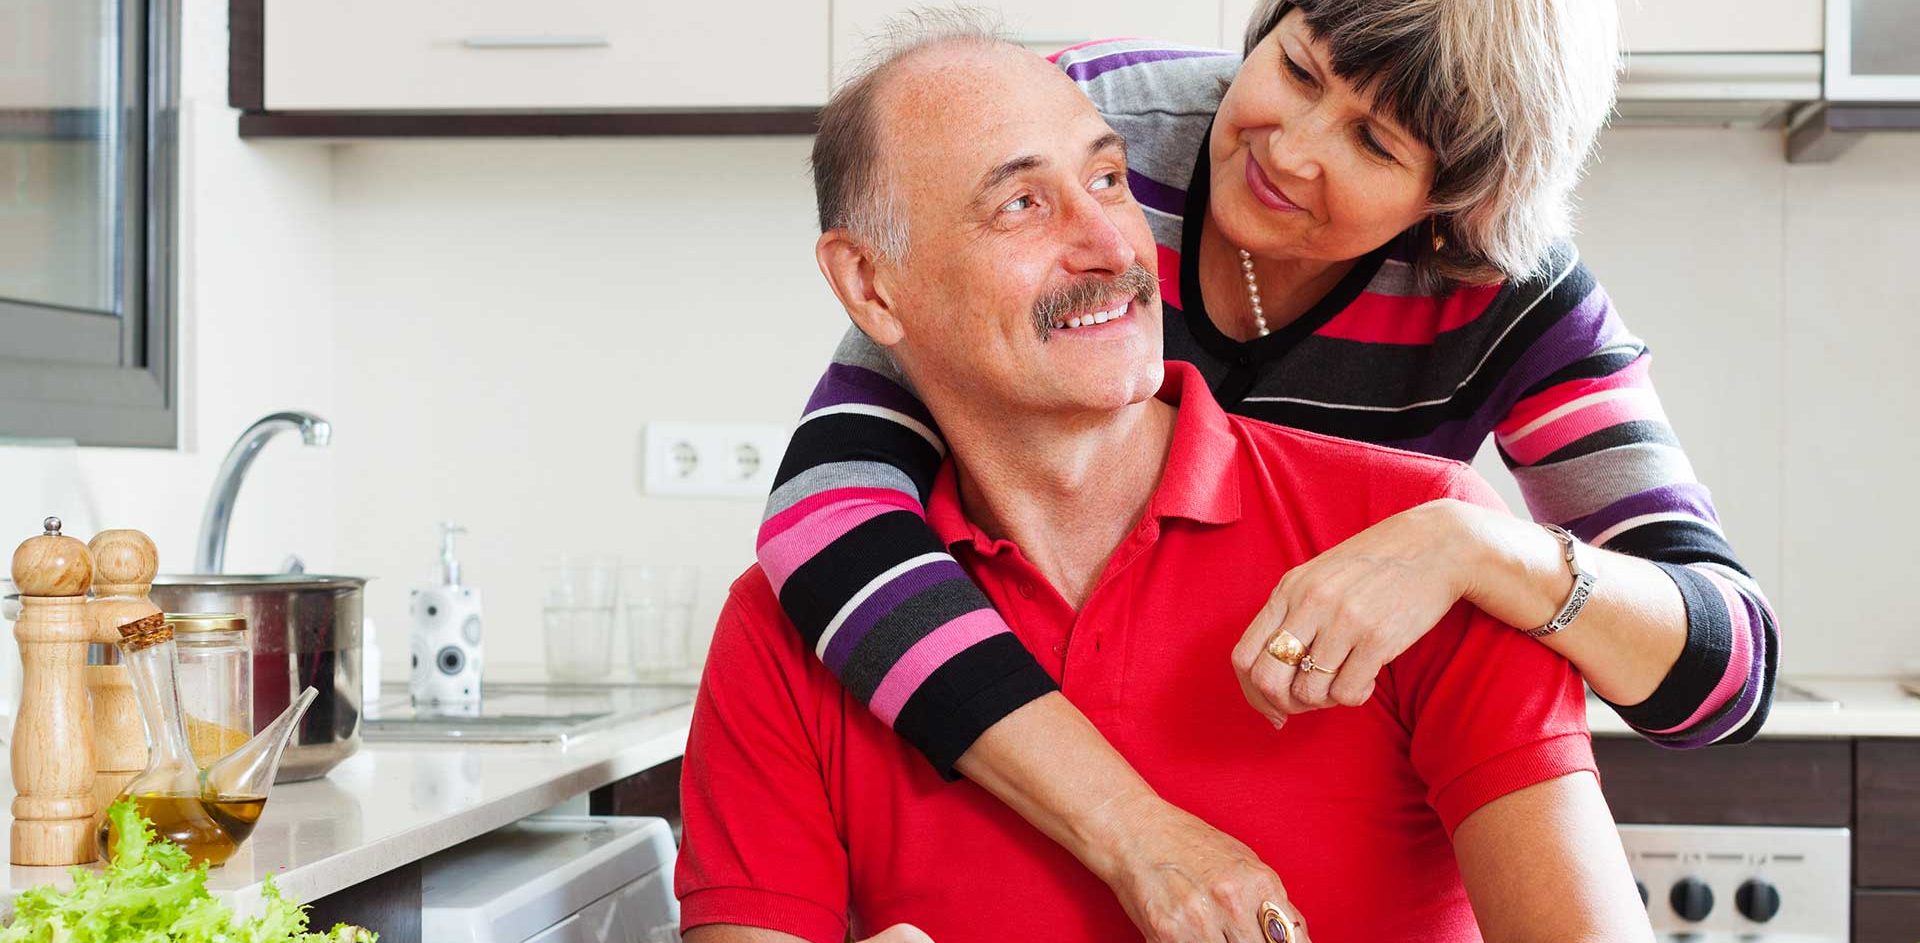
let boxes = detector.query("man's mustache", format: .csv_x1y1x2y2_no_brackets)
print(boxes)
1032,264,1159,342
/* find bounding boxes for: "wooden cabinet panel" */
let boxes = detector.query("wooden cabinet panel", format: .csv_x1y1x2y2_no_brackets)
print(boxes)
833,0,1221,79
1223,0,1824,55
264,0,830,110
1593,738,1852,826
1858,740,1920,888
1855,890,1920,943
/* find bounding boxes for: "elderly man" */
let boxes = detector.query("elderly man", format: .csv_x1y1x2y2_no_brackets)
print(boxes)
675,23,1650,943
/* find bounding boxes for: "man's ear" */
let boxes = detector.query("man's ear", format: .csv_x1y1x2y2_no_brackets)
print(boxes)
816,230,905,347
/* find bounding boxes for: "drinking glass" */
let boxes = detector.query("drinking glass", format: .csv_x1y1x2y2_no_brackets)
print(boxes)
543,557,620,682
625,564,699,679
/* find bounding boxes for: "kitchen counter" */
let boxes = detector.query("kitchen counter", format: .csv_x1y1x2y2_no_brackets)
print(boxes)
1589,676,1920,738
0,700,693,918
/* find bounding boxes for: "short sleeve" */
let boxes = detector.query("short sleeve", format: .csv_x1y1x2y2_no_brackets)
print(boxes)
1392,465,1598,836
676,572,850,943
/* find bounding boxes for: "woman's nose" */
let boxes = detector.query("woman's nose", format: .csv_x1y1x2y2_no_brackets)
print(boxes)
1266,110,1327,181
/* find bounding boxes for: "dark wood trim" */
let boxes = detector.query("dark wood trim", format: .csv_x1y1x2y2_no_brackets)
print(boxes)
1854,889,1920,943
1857,739,1920,888
305,860,422,943
237,108,820,139
228,0,263,110
1592,738,1853,827
589,755,683,840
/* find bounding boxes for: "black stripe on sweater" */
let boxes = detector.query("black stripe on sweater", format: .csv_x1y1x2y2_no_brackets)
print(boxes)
892,632,1060,779
1502,420,1681,468
1514,344,1648,401
1605,561,1735,733
839,578,993,703
772,412,945,498
1602,517,1750,577
777,510,952,649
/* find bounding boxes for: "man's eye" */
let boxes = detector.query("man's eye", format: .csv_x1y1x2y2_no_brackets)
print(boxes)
1090,172,1122,191
1002,194,1035,212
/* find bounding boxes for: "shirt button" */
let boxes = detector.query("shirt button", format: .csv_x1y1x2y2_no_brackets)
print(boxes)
1018,581,1036,598
1051,643,1067,657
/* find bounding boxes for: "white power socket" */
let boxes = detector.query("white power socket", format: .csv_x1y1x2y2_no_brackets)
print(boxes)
642,422,791,497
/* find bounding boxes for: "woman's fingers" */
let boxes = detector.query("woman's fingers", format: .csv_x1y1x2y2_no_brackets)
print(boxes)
857,925,935,943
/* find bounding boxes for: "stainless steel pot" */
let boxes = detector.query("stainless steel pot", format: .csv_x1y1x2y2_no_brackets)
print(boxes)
151,574,365,783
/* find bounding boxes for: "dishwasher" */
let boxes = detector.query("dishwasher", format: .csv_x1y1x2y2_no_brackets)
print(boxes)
420,816,679,943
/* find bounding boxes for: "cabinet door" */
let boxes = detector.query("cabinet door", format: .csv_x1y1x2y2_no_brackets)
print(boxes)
1225,0,1824,55
264,0,830,110
831,0,1222,80
1857,740,1920,888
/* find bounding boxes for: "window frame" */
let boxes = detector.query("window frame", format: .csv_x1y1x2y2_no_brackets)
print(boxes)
0,0,180,449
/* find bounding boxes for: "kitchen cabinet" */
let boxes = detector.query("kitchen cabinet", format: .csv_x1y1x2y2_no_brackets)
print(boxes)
231,0,825,137
1855,740,1920,888
262,0,827,109
832,0,1220,75
1222,0,1824,54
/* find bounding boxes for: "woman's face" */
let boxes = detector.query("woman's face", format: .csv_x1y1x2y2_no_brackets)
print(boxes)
1210,9,1437,263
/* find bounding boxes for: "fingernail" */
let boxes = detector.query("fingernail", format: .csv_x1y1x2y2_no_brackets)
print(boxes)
1270,718,1286,731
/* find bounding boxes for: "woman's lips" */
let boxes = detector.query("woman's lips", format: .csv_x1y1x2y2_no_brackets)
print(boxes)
1243,153,1303,213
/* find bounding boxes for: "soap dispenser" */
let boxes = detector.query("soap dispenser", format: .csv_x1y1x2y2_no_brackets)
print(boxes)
410,522,482,714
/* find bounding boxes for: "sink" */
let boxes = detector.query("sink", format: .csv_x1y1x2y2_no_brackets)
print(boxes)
363,681,695,744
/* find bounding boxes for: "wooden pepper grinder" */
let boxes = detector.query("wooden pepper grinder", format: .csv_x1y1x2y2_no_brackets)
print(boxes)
86,529,158,813
10,517,98,865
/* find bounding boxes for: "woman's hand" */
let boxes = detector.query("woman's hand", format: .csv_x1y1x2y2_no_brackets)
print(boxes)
1093,792,1312,943
1230,498,1477,725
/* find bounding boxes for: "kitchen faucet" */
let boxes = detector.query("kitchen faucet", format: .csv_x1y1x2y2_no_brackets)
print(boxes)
194,411,332,574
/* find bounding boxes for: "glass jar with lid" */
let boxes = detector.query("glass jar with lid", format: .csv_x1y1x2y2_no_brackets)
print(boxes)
165,613,252,766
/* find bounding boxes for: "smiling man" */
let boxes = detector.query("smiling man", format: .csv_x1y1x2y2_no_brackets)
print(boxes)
675,20,1650,943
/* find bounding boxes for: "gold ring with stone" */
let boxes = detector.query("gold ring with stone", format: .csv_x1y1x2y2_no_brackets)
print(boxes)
1297,653,1337,675
1264,630,1306,667
1259,901,1298,943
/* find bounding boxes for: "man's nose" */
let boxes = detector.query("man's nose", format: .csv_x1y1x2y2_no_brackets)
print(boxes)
1059,189,1137,276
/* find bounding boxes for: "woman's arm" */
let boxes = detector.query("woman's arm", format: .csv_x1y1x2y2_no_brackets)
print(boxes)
763,327,1303,943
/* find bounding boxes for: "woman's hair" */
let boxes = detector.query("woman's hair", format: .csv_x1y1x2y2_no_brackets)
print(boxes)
1242,0,1619,286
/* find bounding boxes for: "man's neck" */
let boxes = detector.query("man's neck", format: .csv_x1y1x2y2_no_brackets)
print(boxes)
942,396,1179,610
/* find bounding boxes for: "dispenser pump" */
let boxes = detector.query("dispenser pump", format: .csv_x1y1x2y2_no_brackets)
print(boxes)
437,522,467,587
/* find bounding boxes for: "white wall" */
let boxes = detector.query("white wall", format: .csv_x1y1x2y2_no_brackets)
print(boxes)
0,0,338,582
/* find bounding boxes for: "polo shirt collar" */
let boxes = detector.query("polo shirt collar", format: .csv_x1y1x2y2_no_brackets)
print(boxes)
927,362,1243,554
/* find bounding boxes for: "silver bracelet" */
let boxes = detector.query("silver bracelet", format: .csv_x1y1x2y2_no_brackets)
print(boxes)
1525,523,1594,639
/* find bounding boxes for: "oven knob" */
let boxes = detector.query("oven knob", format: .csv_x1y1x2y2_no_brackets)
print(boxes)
1670,877,1714,922
1736,879,1781,922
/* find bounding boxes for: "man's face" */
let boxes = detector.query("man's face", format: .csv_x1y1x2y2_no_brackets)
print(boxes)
874,45,1164,419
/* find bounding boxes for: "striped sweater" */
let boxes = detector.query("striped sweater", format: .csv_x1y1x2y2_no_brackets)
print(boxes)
761,40,1778,774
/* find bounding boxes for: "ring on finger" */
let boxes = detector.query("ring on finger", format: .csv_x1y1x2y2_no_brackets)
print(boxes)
1265,630,1307,667
1297,653,1337,675
1258,901,1301,943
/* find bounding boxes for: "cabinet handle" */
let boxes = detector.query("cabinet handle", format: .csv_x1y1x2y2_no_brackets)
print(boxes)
460,35,611,50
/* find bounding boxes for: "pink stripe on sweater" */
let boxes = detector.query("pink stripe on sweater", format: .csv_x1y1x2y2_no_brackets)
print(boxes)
1500,393,1659,466
868,609,1012,726
759,486,919,548
1157,245,1183,310
1647,570,1755,735
1497,356,1652,437
758,489,923,594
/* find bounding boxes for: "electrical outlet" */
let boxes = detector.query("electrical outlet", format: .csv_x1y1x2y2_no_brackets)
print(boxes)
642,422,790,497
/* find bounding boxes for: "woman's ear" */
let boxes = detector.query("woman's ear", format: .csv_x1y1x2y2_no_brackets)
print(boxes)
816,230,906,347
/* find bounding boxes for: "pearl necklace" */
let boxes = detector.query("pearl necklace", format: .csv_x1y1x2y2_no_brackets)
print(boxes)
1237,249,1270,337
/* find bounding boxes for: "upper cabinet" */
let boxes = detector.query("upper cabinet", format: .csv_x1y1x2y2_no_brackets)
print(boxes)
832,0,1221,79
252,0,829,112
1222,0,1824,54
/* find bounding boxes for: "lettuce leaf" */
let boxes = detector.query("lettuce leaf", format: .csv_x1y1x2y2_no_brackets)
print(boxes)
0,800,376,943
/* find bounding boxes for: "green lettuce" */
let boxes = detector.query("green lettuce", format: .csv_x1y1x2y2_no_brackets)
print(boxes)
0,800,377,943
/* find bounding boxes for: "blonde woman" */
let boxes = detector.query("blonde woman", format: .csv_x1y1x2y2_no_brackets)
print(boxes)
752,2,1775,939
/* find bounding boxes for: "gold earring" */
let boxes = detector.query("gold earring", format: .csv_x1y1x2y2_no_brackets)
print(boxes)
1429,217,1446,252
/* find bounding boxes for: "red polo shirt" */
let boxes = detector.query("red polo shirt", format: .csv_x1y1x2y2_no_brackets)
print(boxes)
678,363,1595,943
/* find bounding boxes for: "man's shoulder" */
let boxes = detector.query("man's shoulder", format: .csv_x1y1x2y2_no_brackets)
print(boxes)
1228,412,1471,490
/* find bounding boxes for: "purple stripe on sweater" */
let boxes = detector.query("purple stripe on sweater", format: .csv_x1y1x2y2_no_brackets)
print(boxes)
1567,482,1723,541
1384,418,1491,464
1061,46,1231,83
803,363,940,430
1475,284,1620,439
1656,588,1768,748
1128,169,1186,217
821,557,970,673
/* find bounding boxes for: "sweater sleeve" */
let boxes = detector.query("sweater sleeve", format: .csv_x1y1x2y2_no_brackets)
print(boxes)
1492,276,1777,748
758,326,1059,775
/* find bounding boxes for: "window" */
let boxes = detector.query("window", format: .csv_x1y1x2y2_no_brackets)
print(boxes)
0,0,178,447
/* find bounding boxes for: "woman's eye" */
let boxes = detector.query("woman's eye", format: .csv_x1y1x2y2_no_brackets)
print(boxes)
1090,172,1122,191
1282,53,1314,85
1002,194,1035,212
1356,126,1397,163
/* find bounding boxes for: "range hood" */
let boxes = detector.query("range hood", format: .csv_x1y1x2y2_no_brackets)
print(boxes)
1614,53,1822,128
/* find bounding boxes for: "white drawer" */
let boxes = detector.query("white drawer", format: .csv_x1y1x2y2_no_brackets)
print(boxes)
264,0,830,110
831,0,1223,81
